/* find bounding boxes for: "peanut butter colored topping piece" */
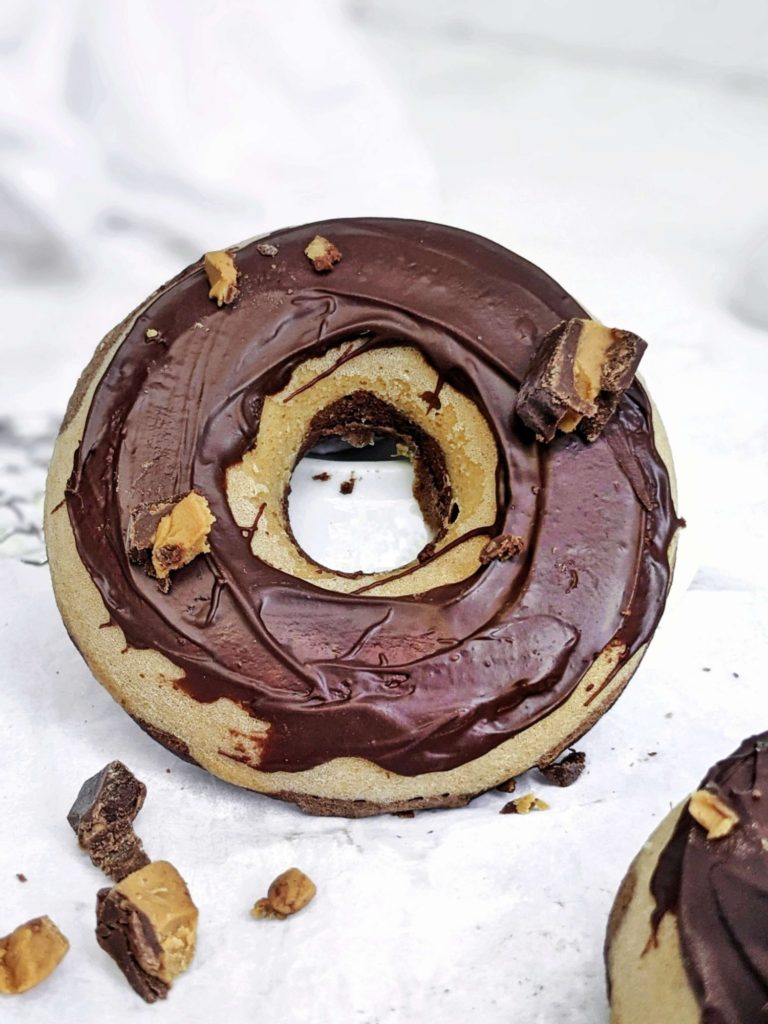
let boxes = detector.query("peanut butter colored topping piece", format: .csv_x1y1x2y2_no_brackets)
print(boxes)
151,492,216,580
204,249,239,306
0,917,69,995
517,318,647,442
688,789,740,839
251,868,317,920
96,861,198,1003
304,235,342,271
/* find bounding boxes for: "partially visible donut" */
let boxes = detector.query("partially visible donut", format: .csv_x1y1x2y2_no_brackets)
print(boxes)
45,219,680,816
605,732,768,1023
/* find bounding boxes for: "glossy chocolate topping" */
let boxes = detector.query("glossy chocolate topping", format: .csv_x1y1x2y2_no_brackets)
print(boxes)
65,219,679,775
649,733,768,1022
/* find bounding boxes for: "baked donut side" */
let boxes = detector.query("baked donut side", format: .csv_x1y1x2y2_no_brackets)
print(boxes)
46,219,679,815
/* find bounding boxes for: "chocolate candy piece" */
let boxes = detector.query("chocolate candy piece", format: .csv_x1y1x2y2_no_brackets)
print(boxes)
516,318,646,442
67,761,150,882
96,861,198,1003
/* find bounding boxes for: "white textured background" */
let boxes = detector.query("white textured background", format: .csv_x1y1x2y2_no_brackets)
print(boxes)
1,2,767,1021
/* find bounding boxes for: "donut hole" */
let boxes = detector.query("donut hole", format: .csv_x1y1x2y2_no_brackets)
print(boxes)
287,392,453,575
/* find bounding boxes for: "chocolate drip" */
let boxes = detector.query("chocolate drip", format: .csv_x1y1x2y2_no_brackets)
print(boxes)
649,733,768,1022
65,219,678,775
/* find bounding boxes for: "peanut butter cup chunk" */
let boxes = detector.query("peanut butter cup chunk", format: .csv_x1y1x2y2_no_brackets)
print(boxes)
46,219,678,816
517,318,646,442
304,234,342,271
96,861,198,1003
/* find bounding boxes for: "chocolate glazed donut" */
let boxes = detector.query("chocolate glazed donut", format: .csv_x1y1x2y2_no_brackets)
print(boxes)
606,733,768,1023
45,219,680,816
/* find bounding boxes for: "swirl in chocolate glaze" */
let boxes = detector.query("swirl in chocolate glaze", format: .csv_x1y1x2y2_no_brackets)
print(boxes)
65,219,679,775
650,733,768,1022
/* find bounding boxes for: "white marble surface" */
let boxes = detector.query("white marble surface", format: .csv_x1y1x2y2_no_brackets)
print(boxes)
1,2,767,1022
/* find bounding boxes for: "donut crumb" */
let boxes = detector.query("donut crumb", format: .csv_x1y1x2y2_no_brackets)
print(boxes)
538,750,586,787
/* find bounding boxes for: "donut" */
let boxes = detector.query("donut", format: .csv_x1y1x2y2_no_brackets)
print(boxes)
605,732,768,1022
45,218,680,816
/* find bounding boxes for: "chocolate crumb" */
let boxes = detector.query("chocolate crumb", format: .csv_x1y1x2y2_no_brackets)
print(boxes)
479,534,524,565
16,873,27,883
312,472,331,482
496,777,517,794
256,242,279,258
340,475,356,495
538,750,586,787
500,800,519,814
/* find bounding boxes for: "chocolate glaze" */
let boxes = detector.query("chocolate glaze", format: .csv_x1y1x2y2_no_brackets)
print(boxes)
65,219,679,775
649,733,768,1022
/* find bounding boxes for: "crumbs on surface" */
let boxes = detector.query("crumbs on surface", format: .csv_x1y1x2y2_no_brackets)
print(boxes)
500,793,550,815
538,750,586,787
251,868,316,920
